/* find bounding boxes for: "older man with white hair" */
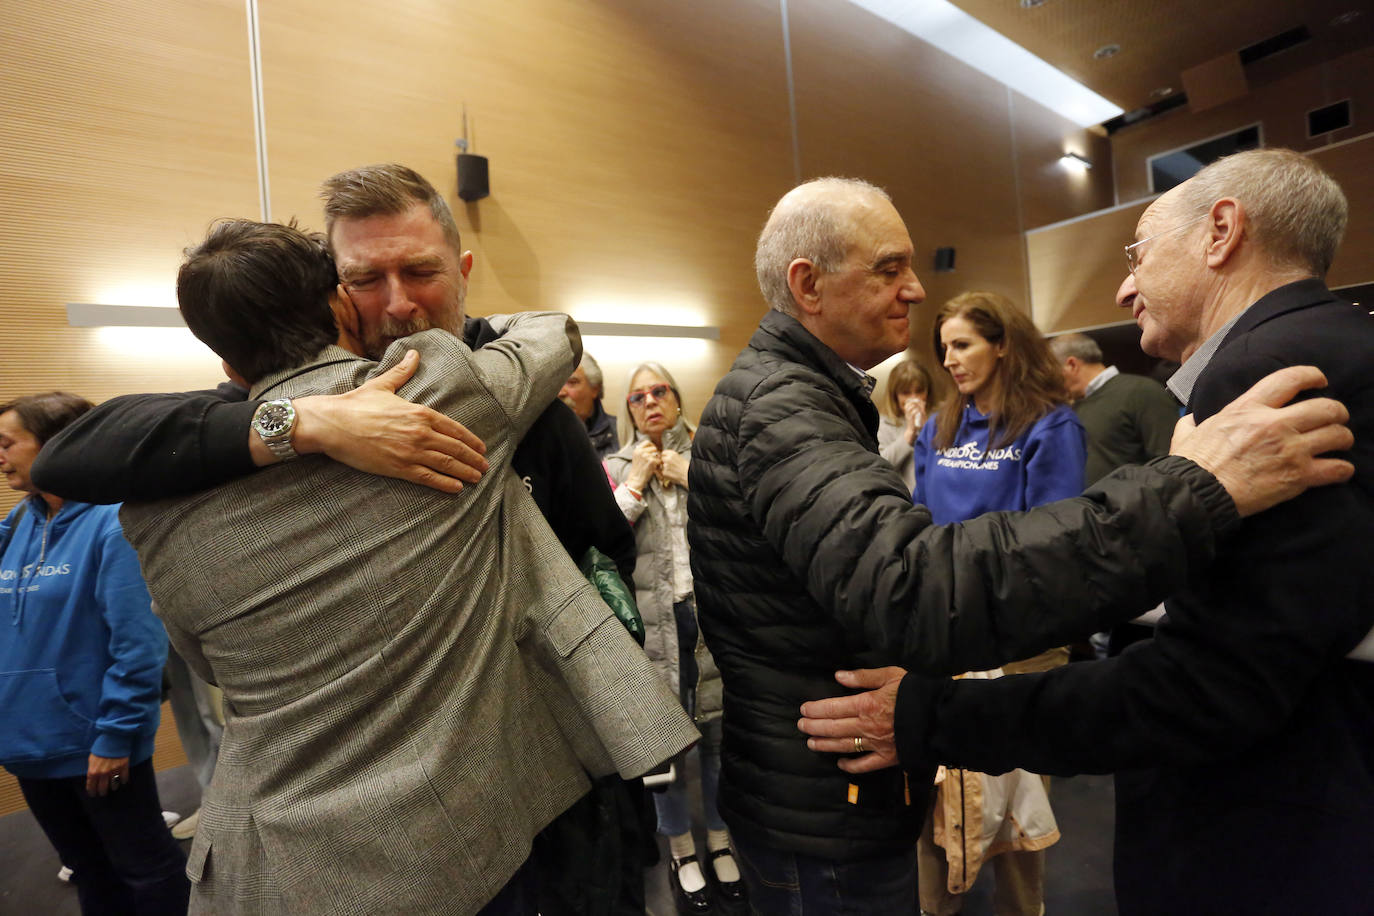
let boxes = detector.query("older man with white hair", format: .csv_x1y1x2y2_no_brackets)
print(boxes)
800,150,1373,914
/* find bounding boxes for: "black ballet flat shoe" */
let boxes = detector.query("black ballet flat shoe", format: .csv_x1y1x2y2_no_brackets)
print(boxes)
670,855,713,914
708,847,747,908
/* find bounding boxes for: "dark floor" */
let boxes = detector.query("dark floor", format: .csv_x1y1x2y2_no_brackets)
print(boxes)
1,767,1116,915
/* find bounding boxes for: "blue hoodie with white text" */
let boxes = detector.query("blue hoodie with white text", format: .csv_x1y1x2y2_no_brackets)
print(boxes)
0,496,165,779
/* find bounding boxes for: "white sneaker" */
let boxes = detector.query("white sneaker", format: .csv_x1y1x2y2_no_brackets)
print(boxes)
57,866,73,883
162,810,181,828
171,808,200,840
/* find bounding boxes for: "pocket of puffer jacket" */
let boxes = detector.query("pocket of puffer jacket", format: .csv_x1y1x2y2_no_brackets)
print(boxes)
0,669,94,763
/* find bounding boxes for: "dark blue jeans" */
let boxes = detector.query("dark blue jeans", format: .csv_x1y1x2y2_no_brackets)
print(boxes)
18,758,189,915
733,833,918,915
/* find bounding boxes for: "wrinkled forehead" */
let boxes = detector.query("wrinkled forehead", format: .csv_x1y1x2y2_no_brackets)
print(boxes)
1136,185,1190,238
845,194,910,252
331,204,457,265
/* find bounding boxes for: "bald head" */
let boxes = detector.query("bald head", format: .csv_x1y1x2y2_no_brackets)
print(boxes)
755,177,892,316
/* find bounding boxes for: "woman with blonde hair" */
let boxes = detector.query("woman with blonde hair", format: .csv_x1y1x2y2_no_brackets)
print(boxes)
877,358,937,495
913,292,1086,916
606,362,739,913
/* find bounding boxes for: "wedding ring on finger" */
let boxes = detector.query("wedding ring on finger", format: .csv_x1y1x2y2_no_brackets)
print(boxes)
854,737,865,754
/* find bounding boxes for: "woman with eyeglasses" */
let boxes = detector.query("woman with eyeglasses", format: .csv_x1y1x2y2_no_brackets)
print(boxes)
0,392,189,914
912,292,1086,916
606,362,739,913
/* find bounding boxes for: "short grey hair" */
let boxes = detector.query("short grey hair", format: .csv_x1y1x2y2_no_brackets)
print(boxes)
1180,148,1347,277
1049,333,1103,364
580,352,604,393
755,177,891,316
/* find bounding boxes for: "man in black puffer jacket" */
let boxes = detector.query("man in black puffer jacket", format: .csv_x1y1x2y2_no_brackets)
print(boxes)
686,177,1353,912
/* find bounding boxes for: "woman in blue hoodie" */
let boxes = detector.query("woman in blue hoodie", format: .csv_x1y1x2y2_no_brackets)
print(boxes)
0,392,188,914
912,292,1086,916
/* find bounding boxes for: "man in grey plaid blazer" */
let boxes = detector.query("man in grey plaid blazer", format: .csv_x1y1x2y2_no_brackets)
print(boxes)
119,219,696,914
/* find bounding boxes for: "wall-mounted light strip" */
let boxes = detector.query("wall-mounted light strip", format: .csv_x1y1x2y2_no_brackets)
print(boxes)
1059,151,1093,171
67,304,720,340
67,304,186,328
578,322,719,340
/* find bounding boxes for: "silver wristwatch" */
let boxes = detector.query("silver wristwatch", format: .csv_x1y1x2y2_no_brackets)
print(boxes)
251,398,299,462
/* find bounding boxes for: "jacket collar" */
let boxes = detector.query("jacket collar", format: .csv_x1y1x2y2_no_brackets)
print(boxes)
1218,277,1338,349
250,345,366,400
752,310,881,434
1170,278,1337,407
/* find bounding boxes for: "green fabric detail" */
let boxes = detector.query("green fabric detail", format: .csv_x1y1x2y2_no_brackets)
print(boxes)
579,546,645,647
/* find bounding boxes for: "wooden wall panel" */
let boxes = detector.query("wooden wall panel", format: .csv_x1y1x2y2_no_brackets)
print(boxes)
0,0,259,514
256,0,793,419
1312,135,1374,289
1010,91,1116,231
1027,201,1151,334
1112,47,1374,203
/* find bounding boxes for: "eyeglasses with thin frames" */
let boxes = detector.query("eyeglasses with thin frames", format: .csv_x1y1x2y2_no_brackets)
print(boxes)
627,384,672,407
1124,214,1208,274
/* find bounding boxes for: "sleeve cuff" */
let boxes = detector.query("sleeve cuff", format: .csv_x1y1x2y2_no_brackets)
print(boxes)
895,673,946,770
91,731,135,760
1145,454,1242,538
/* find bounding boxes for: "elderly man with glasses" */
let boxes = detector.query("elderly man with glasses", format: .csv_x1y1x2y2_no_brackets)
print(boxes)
800,150,1374,914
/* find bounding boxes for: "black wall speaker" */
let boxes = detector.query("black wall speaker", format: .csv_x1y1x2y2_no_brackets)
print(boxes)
457,153,489,202
934,247,956,272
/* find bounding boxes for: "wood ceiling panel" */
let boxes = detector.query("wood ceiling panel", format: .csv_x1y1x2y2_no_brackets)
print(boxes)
947,0,1373,112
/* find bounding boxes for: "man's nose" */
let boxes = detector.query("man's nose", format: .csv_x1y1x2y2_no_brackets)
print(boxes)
902,270,926,303
384,276,420,320
1116,273,1137,309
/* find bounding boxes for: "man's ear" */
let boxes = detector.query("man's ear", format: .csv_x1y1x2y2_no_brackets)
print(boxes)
221,360,249,389
330,285,365,355
786,258,823,317
1205,198,1246,269
459,250,474,280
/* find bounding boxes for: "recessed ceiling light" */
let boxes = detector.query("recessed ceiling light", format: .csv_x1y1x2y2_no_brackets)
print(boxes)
1149,86,1175,100
1330,10,1362,27
1093,43,1121,60
1020,0,1049,8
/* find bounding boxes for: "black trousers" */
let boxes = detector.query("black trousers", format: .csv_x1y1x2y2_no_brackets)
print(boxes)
19,758,189,915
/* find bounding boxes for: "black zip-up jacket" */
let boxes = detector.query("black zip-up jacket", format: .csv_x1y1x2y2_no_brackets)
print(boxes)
686,309,1239,861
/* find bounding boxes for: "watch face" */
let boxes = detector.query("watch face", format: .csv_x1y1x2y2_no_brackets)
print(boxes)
256,402,293,437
